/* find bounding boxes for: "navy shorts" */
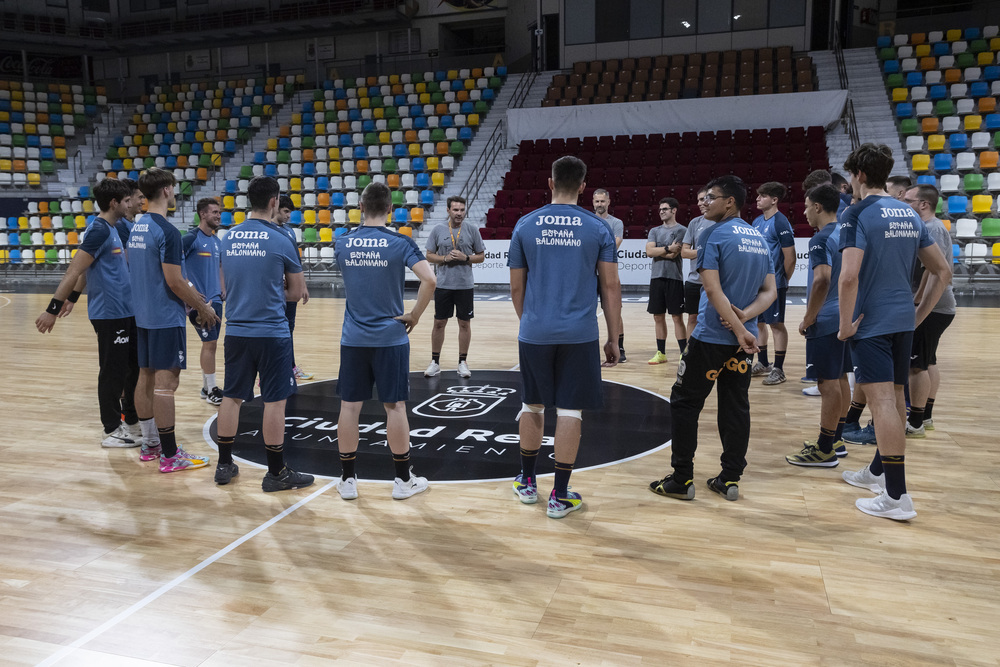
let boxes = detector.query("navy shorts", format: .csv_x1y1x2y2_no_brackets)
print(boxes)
850,331,914,385
758,287,787,324
805,332,849,381
285,300,297,332
137,326,186,370
223,335,295,403
682,281,702,315
338,343,410,403
518,340,603,410
188,301,223,342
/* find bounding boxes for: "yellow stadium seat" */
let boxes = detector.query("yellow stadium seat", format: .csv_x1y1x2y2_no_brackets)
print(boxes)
319,227,333,242
291,194,302,208
304,209,317,224
348,208,361,224
27,173,41,186
972,195,993,214
892,88,908,103
927,134,946,151
978,52,994,66
992,242,1000,264
946,29,961,41
290,177,302,192
75,216,86,229
415,83,427,94
911,154,930,172
374,108,384,120
964,115,982,131
328,147,340,160
267,138,278,150
234,211,246,224
329,161,341,175
43,231,55,245
914,44,931,57
82,200,94,213
431,172,445,187
426,157,440,171
468,114,480,126
408,143,420,156
223,195,236,209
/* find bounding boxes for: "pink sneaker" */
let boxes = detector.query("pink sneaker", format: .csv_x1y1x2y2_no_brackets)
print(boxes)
140,442,161,461
159,448,210,473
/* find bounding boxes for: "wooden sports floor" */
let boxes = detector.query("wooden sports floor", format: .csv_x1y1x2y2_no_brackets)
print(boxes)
2,290,999,666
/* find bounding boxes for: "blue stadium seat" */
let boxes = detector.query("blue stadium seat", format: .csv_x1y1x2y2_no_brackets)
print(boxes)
965,27,981,39
279,138,292,150
7,217,17,229
497,66,507,76
353,146,368,159
985,114,1000,130
934,153,954,171
896,103,914,118
225,180,237,194
916,174,937,186
970,81,989,98
410,105,423,117
335,227,348,238
412,157,427,171
290,211,303,225
420,189,435,206
953,243,960,264
415,173,430,188
339,135,353,147
440,116,454,128
349,109,361,121
225,140,237,153
330,192,345,207
335,89,347,100
929,85,947,100
78,186,91,198
264,164,278,177
414,117,428,130
393,144,408,158
459,127,473,141
302,163,316,176
482,89,495,101
363,120,376,132
9,249,21,262
933,42,950,56
316,176,330,190
877,36,891,48
394,208,409,224
303,112,314,124
947,195,968,215
906,72,923,86
949,134,968,151
221,212,233,226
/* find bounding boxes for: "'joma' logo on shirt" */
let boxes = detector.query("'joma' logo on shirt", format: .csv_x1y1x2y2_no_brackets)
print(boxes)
535,215,582,226
229,230,270,240
344,237,389,248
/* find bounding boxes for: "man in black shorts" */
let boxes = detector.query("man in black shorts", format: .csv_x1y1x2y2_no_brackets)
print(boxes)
645,197,687,364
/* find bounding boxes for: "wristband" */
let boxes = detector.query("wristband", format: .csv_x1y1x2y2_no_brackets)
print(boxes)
46,298,64,315
67,290,81,303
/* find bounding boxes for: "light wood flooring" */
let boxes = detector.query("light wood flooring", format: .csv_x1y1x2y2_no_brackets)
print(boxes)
1,291,999,666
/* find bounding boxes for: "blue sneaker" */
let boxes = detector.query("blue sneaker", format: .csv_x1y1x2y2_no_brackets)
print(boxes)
546,489,583,518
843,421,877,446
512,474,538,504
834,440,848,458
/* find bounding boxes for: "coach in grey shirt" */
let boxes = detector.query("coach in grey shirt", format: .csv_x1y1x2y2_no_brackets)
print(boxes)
680,187,713,331
645,197,688,362
593,188,626,360
424,195,486,379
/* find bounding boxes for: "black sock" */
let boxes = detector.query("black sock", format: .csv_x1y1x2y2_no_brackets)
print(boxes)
432,352,440,363
846,401,866,425
817,427,837,454
882,455,906,499
393,451,411,481
520,447,538,480
924,397,935,420
340,452,356,480
835,417,846,442
677,338,687,353
618,333,625,351
158,426,177,458
265,445,284,476
459,353,468,362
218,436,234,465
908,406,925,429
656,338,666,354
774,349,786,370
553,461,574,497
869,449,884,476
758,346,769,366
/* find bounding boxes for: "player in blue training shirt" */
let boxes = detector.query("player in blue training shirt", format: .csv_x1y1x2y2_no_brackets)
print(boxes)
333,182,436,502
787,184,851,468
182,197,225,405
114,178,143,249
836,144,951,521
649,175,776,503
274,196,313,381
507,156,621,519
36,178,141,449
750,181,795,386
128,168,220,474
213,176,314,492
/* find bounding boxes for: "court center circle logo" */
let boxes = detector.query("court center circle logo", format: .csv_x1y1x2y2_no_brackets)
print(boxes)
204,370,672,482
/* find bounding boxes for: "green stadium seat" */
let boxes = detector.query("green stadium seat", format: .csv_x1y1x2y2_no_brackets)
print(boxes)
964,173,984,192
935,100,956,115
900,118,919,135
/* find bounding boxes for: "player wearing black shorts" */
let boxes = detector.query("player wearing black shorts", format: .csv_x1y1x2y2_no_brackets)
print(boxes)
645,197,687,364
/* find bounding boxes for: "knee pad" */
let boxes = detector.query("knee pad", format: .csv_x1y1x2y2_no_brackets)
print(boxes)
556,408,583,420
516,403,544,421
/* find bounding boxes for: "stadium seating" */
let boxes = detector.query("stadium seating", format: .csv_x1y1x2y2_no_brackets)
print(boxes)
484,127,828,240
544,47,815,106
884,24,1000,271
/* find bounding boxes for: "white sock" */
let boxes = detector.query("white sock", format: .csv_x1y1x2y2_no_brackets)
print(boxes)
204,373,216,391
140,418,159,444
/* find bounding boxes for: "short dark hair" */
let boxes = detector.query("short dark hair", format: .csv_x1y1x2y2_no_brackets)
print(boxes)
757,181,787,200
830,172,849,188
805,184,842,214
551,155,587,193
120,177,140,195
802,170,832,191
196,197,220,214
278,195,296,211
361,181,392,217
247,176,280,211
705,174,747,209
446,195,466,209
843,143,894,190
93,178,131,212
910,184,940,209
138,167,176,200
659,197,679,209
887,175,913,190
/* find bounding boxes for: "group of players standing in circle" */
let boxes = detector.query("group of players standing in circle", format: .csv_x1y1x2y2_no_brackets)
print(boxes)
35,138,953,522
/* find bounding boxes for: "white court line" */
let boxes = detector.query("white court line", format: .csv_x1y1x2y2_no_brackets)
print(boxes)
36,479,337,667
0,295,11,309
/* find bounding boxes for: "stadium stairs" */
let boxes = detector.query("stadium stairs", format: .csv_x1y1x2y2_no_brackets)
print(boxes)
418,71,556,245
812,47,908,176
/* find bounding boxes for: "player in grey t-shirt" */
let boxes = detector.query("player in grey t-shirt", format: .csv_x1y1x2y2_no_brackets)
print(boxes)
903,185,956,437
680,187,712,333
645,197,688,364
424,196,486,379
593,188,627,360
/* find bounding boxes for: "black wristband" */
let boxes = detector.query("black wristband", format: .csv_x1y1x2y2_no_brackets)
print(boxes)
67,290,81,303
46,298,64,315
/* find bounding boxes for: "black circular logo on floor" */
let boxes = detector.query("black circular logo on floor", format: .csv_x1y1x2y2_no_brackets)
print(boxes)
204,370,671,482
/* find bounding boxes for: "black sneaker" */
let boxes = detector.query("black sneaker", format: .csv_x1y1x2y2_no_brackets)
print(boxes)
262,467,315,492
706,476,739,501
206,387,223,406
649,473,694,500
618,348,627,363
214,462,239,485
